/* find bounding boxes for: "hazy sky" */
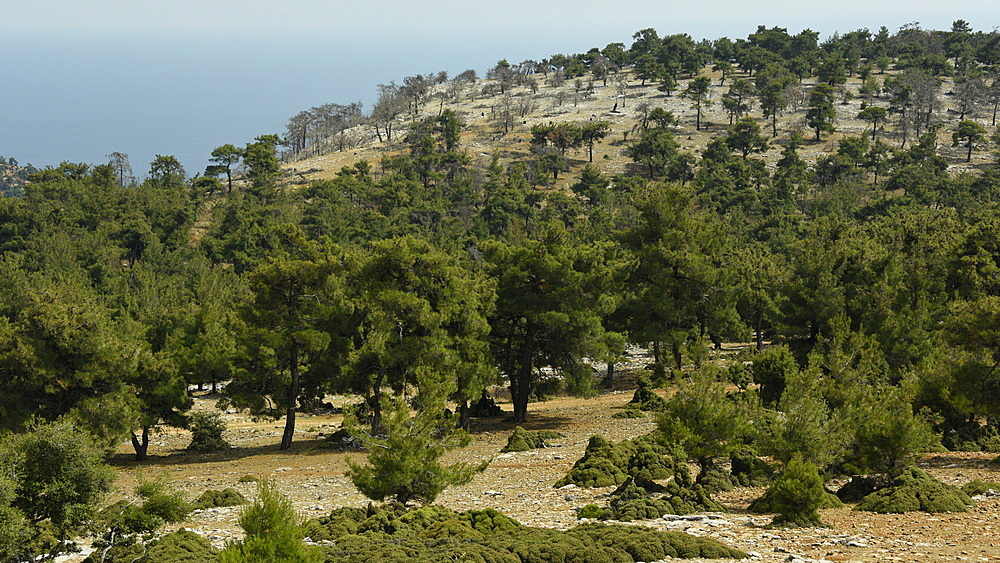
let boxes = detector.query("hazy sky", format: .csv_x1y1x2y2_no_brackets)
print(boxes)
5,0,996,39
1,0,996,174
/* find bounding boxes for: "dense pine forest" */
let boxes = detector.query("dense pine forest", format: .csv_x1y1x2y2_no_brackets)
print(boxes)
2,20,1000,562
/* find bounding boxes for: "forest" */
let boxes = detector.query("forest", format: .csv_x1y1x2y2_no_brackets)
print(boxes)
1,19,1000,563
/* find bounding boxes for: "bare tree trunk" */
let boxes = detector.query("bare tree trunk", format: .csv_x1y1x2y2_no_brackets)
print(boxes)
279,345,299,451
131,427,150,461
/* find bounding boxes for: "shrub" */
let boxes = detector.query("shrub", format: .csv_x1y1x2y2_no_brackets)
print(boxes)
598,477,724,521
185,411,230,453
0,474,28,563
627,376,669,412
143,529,218,562
696,463,734,494
218,480,321,562
1,418,114,556
555,435,683,488
730,448,776,487
962,479,1000,497
576,504,605,519
854,468,972,513
191,488,247,510
346,399,487,505
303,504,746,561
501,426,564,452
238,475,261,484
750,345,799,406
469,393,504,417
611,408,645,419
748,456,833,527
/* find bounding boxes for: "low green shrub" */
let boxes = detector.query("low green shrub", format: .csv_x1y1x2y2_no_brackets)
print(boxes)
611,408,645,419
237,475,261,484
191,488,247,510
185,411,230,453
576,504,605,519
854,468,972,513
304,503,745,561
730,448,776,487
597,477,724,521
501,426,565,452
696,463,734,494
555,435,684,488
748,457,834,527
143,529,218,562
627,385,669,412
962,479,1000,497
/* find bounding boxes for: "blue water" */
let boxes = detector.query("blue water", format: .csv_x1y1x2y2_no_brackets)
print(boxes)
0,8,983,178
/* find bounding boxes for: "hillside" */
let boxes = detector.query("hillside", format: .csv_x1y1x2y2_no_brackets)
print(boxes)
280,67,992,192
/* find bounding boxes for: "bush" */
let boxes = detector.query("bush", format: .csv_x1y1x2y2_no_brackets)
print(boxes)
748,456,833,527
962,479,1000,497
191,488,247,510
1,418,114,556
143,529,218,562
576,504,605,519
555,435,684,488
696,463,734,494
597,477,724,521
185,411,230,453
469,393,504,417
0,474,28,563
750,345,799,406
218,480,321,562
303,503,746,561
730,448,776,487
91,475,192,560
854,468,972,513
627,374,669,412
501,426,564,452
611,408,645,419
346,400,486,505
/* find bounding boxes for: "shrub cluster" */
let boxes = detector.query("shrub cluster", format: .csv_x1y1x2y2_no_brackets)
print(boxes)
591,477,724,521
555,435,687,488
303,503,746,561
853,468,972,513
748,457,840,527
501,427,565,452
191,488,248,510
185,411,231,453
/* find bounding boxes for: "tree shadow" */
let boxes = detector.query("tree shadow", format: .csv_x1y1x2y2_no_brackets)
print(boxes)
110,438,348,469
467,412,576,435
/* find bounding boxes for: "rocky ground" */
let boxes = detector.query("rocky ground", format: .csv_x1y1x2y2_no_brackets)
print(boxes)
82,359,1000,563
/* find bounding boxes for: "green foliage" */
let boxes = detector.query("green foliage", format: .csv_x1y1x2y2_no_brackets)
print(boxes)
501,426,565,452
657,369,749,479
185,411,231,453
600,478,724,521
626,374,669,411
748,456,835,527
346,398,486,505
961,479,1000,496
1,418,114,547
304,503,744,561
143,529,218,562
854,468,972,513
750,345,799,406
611,408,645,419
191,488,248,510
576,504,605,519
218,480,321,562
555,435,684,488
92,475,192,560
730,447,776,487
0,473,28,562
